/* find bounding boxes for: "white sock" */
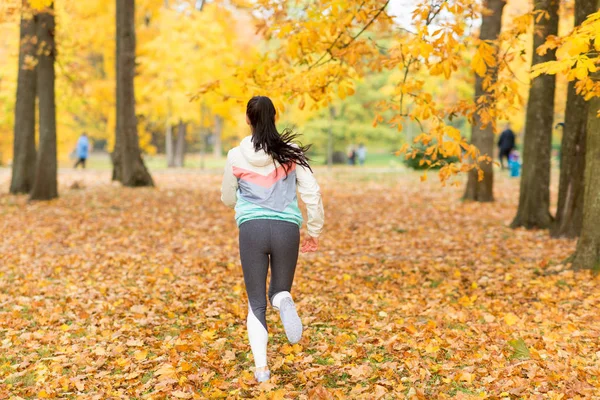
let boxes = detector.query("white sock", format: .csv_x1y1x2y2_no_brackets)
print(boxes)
272,291,292,310
247,304,268,369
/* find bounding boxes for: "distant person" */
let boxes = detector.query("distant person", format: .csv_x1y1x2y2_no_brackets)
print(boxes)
357,143,367,165
221,96,324,383
348,147,357,165
74,133,90,169
497,124,515,169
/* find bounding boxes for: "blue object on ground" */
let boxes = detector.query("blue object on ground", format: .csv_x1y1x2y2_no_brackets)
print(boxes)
509,160,521,177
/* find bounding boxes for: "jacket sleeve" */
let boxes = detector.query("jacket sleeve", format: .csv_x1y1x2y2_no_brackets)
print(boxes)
296,165,324,238
221,152,238,208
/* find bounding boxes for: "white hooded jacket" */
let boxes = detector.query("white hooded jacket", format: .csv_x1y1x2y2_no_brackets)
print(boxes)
221,136,324,238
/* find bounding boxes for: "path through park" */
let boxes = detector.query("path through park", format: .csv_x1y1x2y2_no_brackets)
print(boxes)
0,170,598,399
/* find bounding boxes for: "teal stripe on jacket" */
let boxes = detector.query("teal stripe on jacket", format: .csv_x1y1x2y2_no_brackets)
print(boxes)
235,194,303,228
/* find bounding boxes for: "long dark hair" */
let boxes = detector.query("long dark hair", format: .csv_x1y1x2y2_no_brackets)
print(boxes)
246,96,312,174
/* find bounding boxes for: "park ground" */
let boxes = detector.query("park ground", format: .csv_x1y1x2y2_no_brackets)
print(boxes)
0,165,598,399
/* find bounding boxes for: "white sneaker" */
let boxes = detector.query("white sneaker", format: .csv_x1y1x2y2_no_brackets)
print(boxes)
279,297,303,344
254,369,270,383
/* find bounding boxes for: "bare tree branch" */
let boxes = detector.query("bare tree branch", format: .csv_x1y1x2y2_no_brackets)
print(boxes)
309,0,390,70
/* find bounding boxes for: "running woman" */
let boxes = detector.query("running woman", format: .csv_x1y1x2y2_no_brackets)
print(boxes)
221,96,324,383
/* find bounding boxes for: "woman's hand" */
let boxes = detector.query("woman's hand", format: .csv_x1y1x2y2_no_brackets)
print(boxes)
301,236,319,253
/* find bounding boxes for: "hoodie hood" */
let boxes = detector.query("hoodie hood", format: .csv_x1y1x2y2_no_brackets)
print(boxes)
240,136,273,167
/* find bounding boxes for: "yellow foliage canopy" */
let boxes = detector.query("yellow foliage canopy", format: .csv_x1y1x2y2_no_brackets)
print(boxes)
531,11,600,100
0,0,258,163
206,0,536,183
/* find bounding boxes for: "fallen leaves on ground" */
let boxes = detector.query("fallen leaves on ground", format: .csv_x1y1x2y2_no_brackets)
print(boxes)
0,169,598,399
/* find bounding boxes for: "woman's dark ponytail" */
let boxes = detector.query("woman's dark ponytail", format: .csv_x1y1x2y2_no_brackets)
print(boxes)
246,96,312,174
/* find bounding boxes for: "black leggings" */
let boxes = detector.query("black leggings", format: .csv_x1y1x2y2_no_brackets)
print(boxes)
74,157,87,169
499,149,511,168
239,219,300,331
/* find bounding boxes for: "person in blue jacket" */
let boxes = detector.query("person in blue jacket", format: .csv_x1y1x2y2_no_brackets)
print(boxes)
74,133,90,169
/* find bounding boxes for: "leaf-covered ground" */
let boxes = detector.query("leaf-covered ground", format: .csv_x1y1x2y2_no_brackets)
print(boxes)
0,169,598,399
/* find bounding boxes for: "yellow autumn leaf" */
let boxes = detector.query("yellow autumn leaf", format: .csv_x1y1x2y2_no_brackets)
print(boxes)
503,313,519,326
171,390,192,399
29,0,52,10
134,350,148,361
201,330,217,340
155,363,177,379
471,51,487,77
457,371,474,385
425,343,440,354
268,389,286,400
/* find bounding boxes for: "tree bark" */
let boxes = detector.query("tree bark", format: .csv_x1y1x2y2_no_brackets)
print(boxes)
328,106,335,170
213,115,223,158
166,123,175,167
550,0,596,238
199,103,206,170
174,120,186,167
29,5,58,201
572,84,600,270
114,0,154,187
111,0,124,183
10,3,37,195
463,0,505,202
510,0,559,229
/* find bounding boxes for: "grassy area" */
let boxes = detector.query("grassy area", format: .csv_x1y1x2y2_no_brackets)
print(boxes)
60,151,405,171
310,151,403,167
61,152,228,171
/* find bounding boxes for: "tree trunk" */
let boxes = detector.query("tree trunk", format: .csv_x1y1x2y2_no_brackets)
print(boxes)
572,86,600,270
199,103,206,170
10,3,37,195
510,0,559,229
114,0,154,187
29,5,57,201
174,120,186,167
111,0,124,183
463,0,505,202
551,0,596,238
213,115,223,158
166,123,175,167
328,106,335,170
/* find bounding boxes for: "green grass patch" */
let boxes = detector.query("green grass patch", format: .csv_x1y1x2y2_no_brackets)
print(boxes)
447,322,468,331
508,338,531,360
36,347,53,358
141,371,154,384
430,279,444,288
448,381,476,396
235,351,248,363
315,356,334,366
556,279,570,288
4,372,36,387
